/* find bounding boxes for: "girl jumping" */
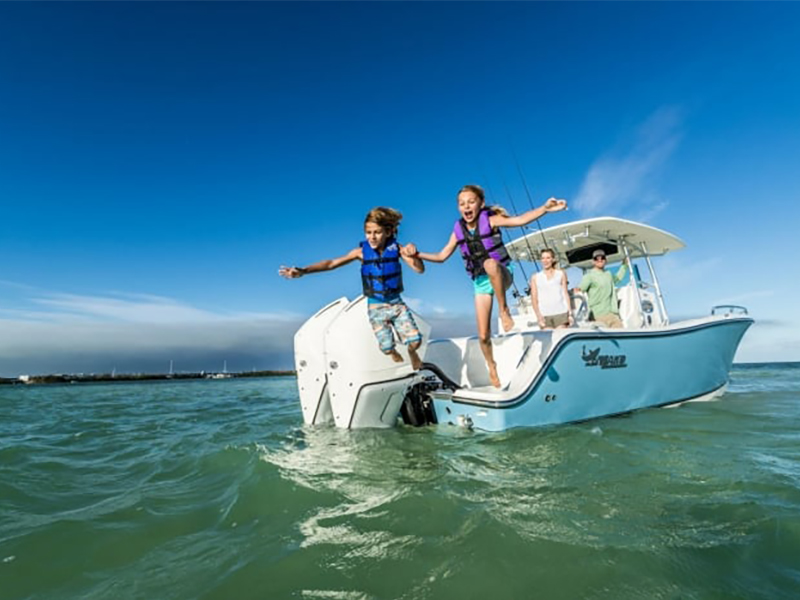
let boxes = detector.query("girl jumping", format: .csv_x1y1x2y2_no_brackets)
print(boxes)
413,185,566,387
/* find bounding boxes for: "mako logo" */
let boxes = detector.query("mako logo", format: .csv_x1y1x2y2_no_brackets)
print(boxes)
581,345,627,369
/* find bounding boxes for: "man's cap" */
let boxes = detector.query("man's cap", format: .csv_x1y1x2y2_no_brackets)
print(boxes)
592,249,607,259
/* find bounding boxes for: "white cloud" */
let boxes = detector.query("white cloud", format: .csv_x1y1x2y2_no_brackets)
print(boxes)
0,284,485,376
575,107,683,217
32,293,218,323
13,291,297,325
0,287,303,376
735,320,800,363
0,279,38,292
403,295,449,316
0,316,302,376
712,290,775,306
630,199,670,224
656,254,722,292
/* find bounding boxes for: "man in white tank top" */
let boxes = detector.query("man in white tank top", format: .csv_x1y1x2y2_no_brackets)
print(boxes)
530,248,573,329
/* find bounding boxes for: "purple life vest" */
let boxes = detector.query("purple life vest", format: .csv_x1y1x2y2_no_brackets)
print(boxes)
453,209,511,279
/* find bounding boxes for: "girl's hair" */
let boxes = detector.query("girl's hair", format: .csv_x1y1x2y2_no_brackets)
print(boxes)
540,248,556,259
364,207,402,237
458,184,509,217
459,184,486,203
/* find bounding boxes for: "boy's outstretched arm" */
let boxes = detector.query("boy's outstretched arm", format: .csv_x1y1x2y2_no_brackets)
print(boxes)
491,198,568,228
415,233,458,264
278,247,361,279
400,243,425,274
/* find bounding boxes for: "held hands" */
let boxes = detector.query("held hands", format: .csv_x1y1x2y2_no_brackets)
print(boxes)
278,266,304,279
543,198,568,212
400,243,419,258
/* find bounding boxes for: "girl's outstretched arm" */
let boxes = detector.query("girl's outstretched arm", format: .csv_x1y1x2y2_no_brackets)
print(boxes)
279,247,362,279
416,233,458,263
490,198,568,228
400,243,425,274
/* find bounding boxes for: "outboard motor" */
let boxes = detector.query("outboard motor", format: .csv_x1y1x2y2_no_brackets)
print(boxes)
400,362,460,427
400,380,438,427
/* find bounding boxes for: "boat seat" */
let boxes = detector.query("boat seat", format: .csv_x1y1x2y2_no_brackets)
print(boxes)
423,338,467,386
452,329,570,402
617,285,644,329
425,332,543,391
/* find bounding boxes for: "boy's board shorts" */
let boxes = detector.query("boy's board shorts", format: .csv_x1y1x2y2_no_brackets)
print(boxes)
367,297,422,353
473,263,513,296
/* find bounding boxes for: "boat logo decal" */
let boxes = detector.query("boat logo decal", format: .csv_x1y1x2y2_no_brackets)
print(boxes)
581,345,627,369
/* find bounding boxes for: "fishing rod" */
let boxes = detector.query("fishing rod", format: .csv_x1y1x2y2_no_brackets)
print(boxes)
511,147,553,258
482,179,524,299
502,181,540,294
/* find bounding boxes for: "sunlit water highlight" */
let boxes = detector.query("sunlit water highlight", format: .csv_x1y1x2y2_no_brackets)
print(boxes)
1,365,799,599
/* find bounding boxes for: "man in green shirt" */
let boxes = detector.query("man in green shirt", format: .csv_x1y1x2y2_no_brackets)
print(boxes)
577,249,627,328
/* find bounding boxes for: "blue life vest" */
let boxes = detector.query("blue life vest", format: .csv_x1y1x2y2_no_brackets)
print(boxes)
360,238,404,301
453,209,510,279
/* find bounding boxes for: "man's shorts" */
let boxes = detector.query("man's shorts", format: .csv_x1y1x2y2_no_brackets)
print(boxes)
367,299,422,353
473,263,513,296
593,312,623,328
542,312,570,328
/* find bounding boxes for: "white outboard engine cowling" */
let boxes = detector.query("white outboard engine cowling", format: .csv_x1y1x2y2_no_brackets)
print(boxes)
294,297,350,426
294,296,430,429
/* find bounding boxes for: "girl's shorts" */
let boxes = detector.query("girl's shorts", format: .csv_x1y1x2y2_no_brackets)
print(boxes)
473,263,513,295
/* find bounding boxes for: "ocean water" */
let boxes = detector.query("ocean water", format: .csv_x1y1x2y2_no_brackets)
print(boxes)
1,365,799,600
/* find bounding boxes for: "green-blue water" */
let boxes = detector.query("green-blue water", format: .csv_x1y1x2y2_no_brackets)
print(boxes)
2,365,799,599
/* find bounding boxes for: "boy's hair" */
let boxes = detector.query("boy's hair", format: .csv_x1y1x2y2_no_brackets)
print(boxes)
458,184,509,217
364,207,402,237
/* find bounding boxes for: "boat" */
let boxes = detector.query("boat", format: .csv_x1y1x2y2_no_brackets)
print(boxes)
292,217,753,432
207,360,233,379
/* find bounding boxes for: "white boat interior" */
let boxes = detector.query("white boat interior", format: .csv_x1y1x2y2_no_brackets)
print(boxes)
424,329,569,399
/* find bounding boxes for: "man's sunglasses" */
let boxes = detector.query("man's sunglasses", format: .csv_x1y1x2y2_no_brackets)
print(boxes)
593,256,607,261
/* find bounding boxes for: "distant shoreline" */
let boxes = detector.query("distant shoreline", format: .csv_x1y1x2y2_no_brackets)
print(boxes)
2,362,798,386
0,370,296,386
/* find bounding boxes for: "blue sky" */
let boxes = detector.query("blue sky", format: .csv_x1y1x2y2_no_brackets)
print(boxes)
1,2,798,375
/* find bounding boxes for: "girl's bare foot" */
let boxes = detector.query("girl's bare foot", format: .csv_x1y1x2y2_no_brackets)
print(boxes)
501,308,515,332
388,349,404,363
408,346,422,371
488,362,501,388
